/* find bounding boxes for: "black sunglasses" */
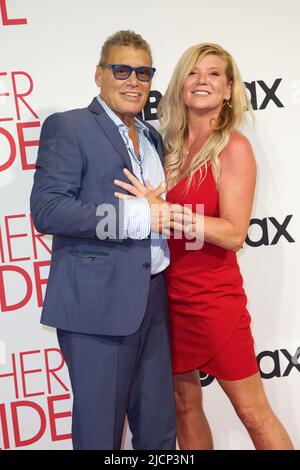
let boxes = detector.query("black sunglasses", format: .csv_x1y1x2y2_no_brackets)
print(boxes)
100,64,156,82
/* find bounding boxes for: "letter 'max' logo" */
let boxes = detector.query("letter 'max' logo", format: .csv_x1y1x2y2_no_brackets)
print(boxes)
200,347,300,386
244,79,284,110
142,79,284,121
245,215,295,247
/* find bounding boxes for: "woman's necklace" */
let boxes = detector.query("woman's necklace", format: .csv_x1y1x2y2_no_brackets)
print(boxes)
182,133,207,173
181,148,194,174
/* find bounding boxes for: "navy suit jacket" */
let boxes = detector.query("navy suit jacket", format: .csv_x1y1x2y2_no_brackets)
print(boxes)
30,97,164,336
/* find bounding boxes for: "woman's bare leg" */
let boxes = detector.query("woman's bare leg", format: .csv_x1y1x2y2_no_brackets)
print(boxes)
174,370,213,450
218,372,294,450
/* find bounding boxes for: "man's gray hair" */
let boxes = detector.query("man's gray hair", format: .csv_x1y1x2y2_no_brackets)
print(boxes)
98,30,153,65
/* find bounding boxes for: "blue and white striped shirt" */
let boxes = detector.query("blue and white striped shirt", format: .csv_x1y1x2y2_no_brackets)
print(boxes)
97,95,169,274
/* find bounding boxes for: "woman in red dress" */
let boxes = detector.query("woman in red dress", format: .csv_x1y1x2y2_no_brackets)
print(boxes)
114,43,293,450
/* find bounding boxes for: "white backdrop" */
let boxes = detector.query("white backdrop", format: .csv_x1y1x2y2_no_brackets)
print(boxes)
0,0,299,450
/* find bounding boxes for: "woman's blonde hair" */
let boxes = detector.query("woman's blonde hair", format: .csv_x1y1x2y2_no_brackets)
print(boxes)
158,43,252,189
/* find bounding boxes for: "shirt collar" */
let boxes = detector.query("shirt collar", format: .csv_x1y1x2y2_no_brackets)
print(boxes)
97,95,150,136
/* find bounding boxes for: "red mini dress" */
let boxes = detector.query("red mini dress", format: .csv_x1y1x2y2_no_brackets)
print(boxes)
165,166,259,380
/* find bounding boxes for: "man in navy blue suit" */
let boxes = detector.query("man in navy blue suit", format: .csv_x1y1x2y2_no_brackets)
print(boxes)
30,30,191,450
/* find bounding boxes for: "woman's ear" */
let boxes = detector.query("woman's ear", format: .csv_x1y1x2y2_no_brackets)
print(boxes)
225,80,233,100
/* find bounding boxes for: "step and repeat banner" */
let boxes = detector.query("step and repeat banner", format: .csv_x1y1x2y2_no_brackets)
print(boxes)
0,0,299,450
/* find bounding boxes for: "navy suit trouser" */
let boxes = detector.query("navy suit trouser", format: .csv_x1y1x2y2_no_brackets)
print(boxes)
57,273,176,450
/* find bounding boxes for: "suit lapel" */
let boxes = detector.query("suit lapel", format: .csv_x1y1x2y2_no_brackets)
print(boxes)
151,131,164,165
88,97,133,171
139,119,164,165
88,97,164,168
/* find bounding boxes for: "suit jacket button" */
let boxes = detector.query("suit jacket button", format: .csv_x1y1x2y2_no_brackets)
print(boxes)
143,261,151,269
